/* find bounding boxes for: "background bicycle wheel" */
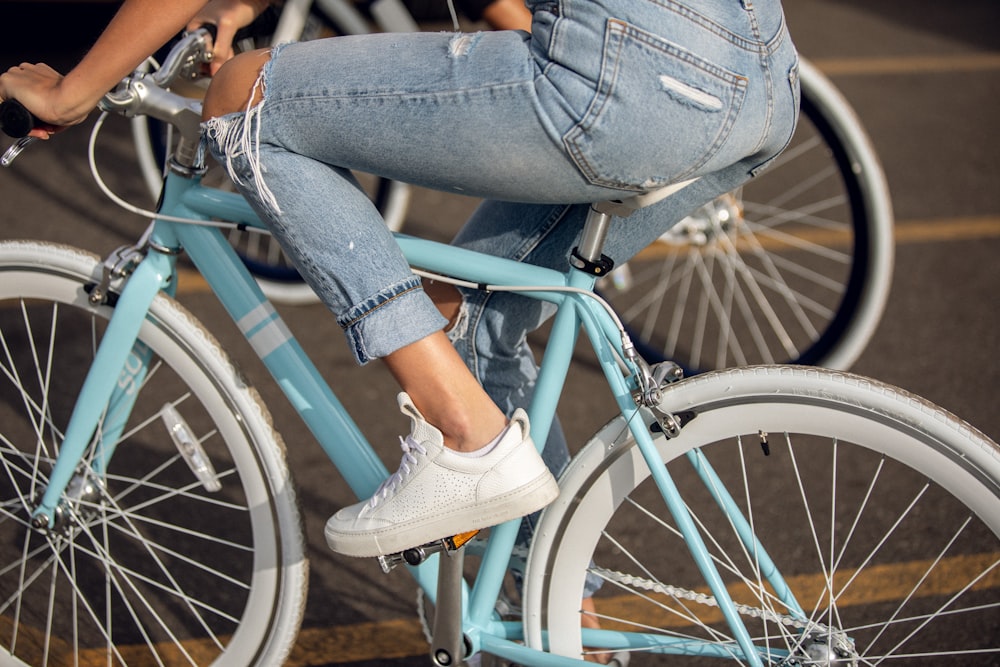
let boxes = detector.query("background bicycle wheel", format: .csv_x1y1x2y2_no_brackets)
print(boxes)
1,1,997,665
597,62,893,374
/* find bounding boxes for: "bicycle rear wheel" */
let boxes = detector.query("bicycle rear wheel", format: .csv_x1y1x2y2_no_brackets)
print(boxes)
0,241,307,665
600,61,894,373
525,366,999,665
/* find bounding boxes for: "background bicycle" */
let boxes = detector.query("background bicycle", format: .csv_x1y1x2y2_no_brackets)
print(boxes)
1,0,998,664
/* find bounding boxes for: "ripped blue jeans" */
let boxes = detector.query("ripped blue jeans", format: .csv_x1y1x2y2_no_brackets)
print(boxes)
204,0,799,584
204,0,798,364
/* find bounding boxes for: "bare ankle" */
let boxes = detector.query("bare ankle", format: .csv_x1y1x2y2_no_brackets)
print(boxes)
432,408,507,453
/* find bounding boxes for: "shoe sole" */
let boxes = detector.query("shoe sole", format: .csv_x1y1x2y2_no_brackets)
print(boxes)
325,472,559,558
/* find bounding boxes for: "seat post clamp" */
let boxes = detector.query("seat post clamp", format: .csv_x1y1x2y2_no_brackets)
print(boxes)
570,249,615,277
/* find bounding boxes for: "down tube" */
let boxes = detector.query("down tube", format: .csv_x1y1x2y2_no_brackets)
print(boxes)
574,298,767,666
177,186,457,595
172,221,389,500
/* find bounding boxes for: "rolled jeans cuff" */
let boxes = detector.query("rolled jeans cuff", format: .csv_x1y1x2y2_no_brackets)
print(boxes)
337,275,448,364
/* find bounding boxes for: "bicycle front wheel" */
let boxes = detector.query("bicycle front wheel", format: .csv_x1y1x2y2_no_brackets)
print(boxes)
0,241,307,665
600,60,894,373
525,366,999,665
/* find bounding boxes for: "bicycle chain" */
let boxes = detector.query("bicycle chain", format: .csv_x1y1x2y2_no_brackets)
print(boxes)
415,543,820,640
591,565,819,631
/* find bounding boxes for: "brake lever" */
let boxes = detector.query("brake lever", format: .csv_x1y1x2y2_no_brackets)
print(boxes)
1,136,38,167
150,29,214,88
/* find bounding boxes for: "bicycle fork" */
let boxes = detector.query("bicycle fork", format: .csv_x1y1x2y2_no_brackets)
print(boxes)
30,230,177,532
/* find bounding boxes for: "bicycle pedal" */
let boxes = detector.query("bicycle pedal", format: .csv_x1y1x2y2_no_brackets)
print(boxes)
377,530,480,573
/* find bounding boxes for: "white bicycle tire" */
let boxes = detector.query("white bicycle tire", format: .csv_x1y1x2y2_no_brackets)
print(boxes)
0,241,307,666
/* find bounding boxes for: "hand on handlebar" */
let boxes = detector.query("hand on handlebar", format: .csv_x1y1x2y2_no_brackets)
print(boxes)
0,63,81,139
186,0,273,75
2,0,272,140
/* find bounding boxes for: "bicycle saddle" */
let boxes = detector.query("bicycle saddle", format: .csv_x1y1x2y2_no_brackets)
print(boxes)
593,177,699,217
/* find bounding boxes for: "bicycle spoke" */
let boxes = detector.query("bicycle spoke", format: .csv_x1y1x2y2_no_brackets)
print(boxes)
0,304,63,474
869,553,1000,665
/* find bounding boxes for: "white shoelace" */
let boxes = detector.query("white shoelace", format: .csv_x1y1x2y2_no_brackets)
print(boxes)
366,436,428,510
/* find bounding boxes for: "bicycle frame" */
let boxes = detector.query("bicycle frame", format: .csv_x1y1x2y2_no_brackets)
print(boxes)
24,136,800,667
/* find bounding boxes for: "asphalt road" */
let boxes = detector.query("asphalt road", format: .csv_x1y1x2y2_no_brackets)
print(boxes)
1,1,998,665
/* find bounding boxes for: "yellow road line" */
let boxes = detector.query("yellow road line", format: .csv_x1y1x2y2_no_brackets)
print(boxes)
285,551,999,664
630,215,1000,261
894,215,1000,244
176,268,211,295
286,617,429,665
812,53,1000,77
595,551,1000,632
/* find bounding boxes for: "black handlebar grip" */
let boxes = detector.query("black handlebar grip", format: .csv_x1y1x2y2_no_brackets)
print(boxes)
0,100,37,138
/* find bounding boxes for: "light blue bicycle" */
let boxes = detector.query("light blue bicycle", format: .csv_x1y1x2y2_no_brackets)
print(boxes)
1,31,997,667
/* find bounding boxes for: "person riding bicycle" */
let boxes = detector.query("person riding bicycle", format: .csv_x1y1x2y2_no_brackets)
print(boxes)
0,0,799,561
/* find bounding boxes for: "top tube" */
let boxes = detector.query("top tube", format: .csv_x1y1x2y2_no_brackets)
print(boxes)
178,183,575,297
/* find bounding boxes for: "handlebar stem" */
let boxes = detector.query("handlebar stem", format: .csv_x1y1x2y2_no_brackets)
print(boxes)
103,78,203,143
99,30,214,166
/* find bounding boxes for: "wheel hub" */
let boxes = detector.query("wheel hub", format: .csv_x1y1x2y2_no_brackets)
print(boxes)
661,192,744,247
794,631,858,666
32,468,106,537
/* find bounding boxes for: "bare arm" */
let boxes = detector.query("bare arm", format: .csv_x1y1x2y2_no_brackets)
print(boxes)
0,0,209,135
187,0,273,74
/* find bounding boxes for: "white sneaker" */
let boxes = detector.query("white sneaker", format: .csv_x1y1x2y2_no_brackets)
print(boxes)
325,393,559,558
